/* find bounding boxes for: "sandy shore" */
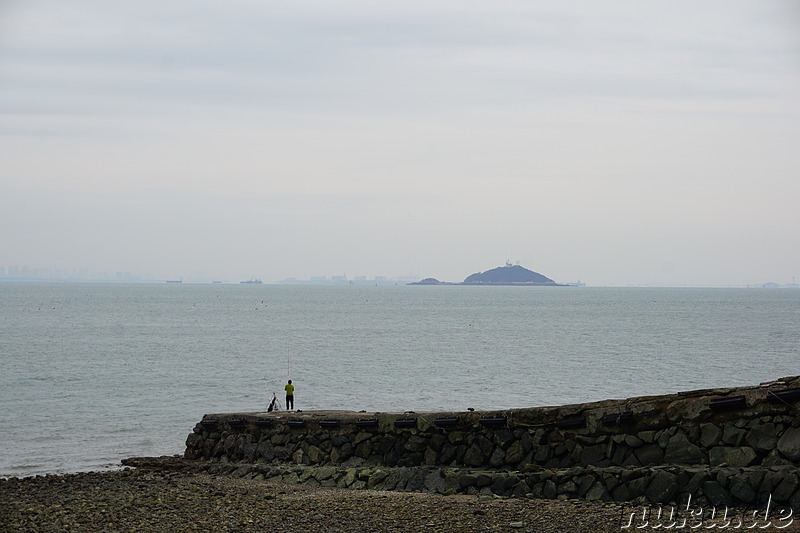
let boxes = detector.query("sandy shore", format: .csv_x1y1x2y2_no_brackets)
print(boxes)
2,461,798,532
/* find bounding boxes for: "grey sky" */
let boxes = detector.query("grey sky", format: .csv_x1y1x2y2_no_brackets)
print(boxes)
2,1,799,285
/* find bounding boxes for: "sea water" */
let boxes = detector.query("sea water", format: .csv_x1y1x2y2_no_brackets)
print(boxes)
1,282,798,477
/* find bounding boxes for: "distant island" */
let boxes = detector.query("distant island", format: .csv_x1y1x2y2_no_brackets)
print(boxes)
410,262,563,286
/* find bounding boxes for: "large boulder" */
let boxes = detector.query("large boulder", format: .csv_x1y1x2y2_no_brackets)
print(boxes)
635,444,664,466
645,470,679,503
745,423,778,452
664,433,705,464
699,423,722,448
708,446,757,467
777,427,800,461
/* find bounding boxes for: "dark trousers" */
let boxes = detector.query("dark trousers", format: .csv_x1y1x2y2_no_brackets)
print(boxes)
286,394,294,410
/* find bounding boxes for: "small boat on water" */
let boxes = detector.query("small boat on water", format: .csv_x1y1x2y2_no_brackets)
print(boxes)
240,277,263,284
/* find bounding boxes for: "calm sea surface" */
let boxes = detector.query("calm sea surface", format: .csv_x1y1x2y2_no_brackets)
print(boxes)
1,282,798,477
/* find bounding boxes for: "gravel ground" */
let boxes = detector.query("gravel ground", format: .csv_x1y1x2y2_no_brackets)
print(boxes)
2,466,799,532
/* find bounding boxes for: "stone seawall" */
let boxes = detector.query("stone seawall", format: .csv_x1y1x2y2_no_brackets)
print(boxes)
184,376,800,507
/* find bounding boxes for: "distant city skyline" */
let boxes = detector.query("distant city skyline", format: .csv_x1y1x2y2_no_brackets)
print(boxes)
2,262,799,288
0,263,419,284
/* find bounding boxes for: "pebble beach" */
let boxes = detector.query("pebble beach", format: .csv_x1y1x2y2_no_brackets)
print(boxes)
0,462,634,533
3,458,800,532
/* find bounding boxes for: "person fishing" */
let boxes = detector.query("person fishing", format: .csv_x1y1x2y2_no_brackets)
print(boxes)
285,379,295,411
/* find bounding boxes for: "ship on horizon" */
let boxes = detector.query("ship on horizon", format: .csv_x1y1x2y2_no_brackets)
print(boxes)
240,276,263,284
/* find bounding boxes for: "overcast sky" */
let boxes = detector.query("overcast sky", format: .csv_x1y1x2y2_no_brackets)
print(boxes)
2,1,799,285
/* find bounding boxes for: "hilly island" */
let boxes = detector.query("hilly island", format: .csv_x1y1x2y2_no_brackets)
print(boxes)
411,262,562,286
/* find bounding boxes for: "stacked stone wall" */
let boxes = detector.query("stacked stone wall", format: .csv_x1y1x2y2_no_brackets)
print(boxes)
183,376,800,506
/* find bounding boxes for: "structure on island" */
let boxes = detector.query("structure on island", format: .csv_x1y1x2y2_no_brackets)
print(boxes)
410,261,560,286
